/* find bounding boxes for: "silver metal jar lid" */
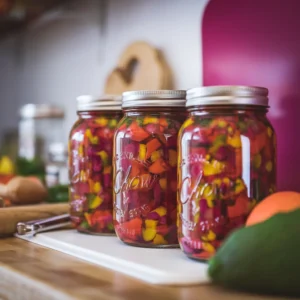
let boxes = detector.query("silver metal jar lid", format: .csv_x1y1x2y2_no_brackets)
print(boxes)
186,86,269,107
20,104,65,119
122,90,186,108
77,95,122,111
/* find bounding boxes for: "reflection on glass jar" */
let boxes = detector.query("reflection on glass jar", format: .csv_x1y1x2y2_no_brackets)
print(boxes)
113,90,186,248
178,86,276,261
69,95,122,235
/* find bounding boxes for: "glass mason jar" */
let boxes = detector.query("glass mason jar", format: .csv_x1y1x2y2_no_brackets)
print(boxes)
69,95,122,235
113,90,186,248
46,143,69,203
178,86,276,260
18,104,65,182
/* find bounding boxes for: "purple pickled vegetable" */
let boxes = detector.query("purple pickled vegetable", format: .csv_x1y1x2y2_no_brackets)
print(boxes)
127,190,139,205
101,191,112,205
147,211,160,220
159,215,167,225
166,135,177,148
200,199,209,220
214,146,231,161
190,163,202,178
76,182,90,194
153,182,162,207
144,123,160,134
219,182,228,196
92,157,102,172
104,141,112,153
103,173,111,188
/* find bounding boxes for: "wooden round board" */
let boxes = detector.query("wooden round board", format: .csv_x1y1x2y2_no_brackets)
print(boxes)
105,41,173,95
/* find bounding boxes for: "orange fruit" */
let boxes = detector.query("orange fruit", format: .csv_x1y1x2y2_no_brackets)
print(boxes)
246,191,300,226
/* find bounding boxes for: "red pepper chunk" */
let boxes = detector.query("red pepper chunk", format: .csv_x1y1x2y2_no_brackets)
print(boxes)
146,138,161,159
149,158,169,174
128,121,150,142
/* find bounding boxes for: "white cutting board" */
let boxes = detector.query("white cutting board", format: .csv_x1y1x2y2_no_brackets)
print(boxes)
16,230,209,285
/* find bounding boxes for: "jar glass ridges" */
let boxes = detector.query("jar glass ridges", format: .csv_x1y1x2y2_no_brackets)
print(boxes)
178,86,276,260
69,95,122,235
113,90,186,248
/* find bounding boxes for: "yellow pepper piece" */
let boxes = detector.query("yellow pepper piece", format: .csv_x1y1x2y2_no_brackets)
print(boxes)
266,161,273,172
203,160,225,176
248,198,257,211
142,228,157,242
212,178,222,186
168,149,177,167
228,126,233,134
235,178,246,194
86,129,98,144
89,196,103,209
145,219,158,228
159,178,167,190
202,242,215,253
143,117,159,125
253,154,262,169
222,177,230,185
78,144,84,157
93,182,102,193
95,117,108,126
202,230,216,242
194,213,200,225
202,184,214,208
153,234,168,245
84,213,92,226
207,230,216,241
139,144,146,160
109,119,118,128
151,150,162,162
98,151,108,164
267,127,273,137
206,198,214,208
103,166,112,174
86,129,92,138
227,133,241,148
0,156,14,175
153,206,167,217
131,177,140,189
182,118,194,129
218,120,227,128
80,170,87,181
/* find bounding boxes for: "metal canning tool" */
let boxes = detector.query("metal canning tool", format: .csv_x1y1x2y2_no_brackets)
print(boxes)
16,214,71,236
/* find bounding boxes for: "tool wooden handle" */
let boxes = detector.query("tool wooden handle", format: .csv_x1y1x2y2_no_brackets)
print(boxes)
0,203,70,237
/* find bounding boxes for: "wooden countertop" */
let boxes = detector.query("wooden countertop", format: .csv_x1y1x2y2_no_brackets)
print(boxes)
0,238,293,300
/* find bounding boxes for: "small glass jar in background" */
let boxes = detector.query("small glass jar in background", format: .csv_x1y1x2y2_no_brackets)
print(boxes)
113,90,186,248
46,143,69,203
178,86,276,261
69,95,122,235
17,104,65,182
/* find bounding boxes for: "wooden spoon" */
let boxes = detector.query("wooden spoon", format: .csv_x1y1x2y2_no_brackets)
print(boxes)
0,176,48,205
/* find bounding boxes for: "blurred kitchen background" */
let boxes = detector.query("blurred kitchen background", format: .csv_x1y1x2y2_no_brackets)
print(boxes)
0,0,207,139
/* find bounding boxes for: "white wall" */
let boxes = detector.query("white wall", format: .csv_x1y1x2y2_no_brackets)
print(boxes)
0,0,208,141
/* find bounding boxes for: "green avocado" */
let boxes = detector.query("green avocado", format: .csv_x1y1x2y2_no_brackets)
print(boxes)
208,208,300,296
